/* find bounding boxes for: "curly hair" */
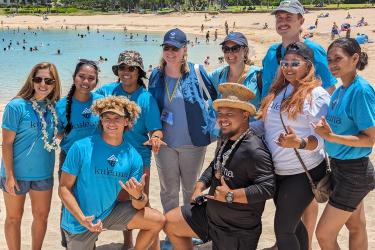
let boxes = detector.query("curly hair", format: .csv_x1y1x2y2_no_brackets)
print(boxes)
92,96,141,131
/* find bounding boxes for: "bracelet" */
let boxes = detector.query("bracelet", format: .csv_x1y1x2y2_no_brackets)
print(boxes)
298,137,307,149
151,135,160,139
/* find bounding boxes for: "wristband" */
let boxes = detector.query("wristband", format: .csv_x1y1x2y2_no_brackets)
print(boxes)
132,193,145,201
151,135,160,139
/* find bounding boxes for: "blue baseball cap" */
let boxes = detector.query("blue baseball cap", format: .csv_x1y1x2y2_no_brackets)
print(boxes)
219,32,248,46
161,28,188,48
271,0,305,15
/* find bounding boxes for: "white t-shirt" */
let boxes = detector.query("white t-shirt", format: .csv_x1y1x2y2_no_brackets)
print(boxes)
263,84,330,175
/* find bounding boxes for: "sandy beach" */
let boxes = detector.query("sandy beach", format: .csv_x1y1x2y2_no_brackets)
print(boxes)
0,9,375,249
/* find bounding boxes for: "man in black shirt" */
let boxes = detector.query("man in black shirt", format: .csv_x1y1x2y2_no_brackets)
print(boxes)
163,83,275,250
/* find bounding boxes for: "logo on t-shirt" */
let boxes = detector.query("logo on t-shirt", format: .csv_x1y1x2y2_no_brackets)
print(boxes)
107,155,118,167
82,108,92,119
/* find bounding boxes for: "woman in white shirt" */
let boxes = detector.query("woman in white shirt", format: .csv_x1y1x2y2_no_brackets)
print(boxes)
257,42,330,250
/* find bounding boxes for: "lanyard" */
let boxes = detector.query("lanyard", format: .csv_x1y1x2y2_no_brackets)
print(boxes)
165,76,181,103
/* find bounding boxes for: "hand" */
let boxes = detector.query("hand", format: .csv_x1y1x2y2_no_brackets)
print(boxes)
190,188,204,203
311,117,333,140
5,175,20,196
80,215,105,233
119,174,146,200
275,126,300,148
143,137,167,153
206,176,231,203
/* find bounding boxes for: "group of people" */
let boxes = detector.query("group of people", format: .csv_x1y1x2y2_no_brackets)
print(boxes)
1,0,375,250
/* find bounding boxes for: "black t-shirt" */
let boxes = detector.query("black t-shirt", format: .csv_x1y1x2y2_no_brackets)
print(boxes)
199,132,274,231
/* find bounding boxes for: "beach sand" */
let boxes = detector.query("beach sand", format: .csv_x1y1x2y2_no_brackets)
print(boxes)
1,9,375,249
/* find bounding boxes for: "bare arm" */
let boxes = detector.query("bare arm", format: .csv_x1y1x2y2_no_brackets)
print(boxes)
59,172,104,232
2,128,20,195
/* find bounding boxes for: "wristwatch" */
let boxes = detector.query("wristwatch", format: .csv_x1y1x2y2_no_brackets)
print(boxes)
225,191,234,203
133,193,145,201
298,137,307,149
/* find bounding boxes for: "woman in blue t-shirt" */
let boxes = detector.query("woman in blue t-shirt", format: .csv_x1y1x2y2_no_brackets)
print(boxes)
208,32,262,109
1,62,61,249
314,38,375,250
56,59,101,247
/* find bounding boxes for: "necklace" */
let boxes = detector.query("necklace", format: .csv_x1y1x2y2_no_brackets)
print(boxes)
228,65,248,84
214,129,251,179
31,99,59,152
165,75,181,103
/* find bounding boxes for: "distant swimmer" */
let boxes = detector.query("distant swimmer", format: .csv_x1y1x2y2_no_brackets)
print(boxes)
144,35,148,42
57,49,61,55
204,56,210,66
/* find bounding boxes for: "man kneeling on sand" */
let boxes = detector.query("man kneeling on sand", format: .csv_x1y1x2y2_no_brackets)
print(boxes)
163,83,275,250
59,96,165,249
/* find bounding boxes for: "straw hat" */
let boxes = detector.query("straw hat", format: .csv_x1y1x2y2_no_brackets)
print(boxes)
213,83,256,116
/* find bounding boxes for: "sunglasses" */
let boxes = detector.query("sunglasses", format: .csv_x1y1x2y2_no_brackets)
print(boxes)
222,45,243,53
163,45,180,52
32,77,56,85
118,64,137,72
280,60,305,68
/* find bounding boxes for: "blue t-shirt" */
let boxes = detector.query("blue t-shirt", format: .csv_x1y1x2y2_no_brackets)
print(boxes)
208,65,262,109
61,134,143,234
1,98,55,180
325,75,375,159
162,76,192,147
261,39,337,99
56,93,103,154
96,83,162,166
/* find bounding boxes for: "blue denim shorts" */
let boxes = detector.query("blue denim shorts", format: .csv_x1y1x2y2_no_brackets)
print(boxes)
329,157,375,212
0,177,54,195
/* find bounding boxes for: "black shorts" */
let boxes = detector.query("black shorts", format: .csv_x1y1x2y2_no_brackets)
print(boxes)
329,157,375,212
181,203,261,250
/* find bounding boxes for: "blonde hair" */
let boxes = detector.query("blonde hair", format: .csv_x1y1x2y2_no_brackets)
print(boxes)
258,63,321,120
92,96,141,131
16,62,61,102
159,48,190,74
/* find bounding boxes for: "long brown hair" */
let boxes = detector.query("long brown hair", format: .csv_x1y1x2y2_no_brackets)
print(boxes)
259,62,321,120
16,62,61,102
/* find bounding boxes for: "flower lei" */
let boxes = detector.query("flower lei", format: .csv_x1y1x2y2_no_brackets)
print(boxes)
31,99,59,152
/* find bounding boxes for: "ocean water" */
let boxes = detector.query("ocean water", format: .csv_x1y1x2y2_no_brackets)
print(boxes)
0,28,223,103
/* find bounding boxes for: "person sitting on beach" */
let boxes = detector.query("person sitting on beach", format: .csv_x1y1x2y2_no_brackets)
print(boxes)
257,42,331,250
357,17,368,26
208,32,263,110
148,28,217,248
58,96,165,250
346,11,352,19
55,59,102,247
314,37,375,250
163,83,274,250
1,62,62,250
263,22,269,29
96,51,164,250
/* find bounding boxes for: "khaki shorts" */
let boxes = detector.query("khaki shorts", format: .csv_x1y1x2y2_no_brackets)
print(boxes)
64,201,138,250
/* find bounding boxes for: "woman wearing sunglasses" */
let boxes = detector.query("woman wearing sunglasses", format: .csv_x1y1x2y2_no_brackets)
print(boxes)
55,59,102,247
314,38,375,250
256,42,330,250
96,50,164,249
209,32,262,109
148,28,217,225
1,62,61,249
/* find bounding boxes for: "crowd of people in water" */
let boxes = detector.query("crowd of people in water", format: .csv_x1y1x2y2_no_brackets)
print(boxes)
1,1,375,250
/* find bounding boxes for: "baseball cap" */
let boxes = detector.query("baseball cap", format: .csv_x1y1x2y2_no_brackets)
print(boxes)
271,0,305,15
161,28,188,48
220,32,248,46
284,42,314,62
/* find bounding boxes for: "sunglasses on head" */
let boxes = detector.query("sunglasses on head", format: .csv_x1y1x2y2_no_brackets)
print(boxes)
32,77,56,85
79,59,98,69
280,60,305,68
222,44,243,53
118,64,137,72
163,45,180,52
